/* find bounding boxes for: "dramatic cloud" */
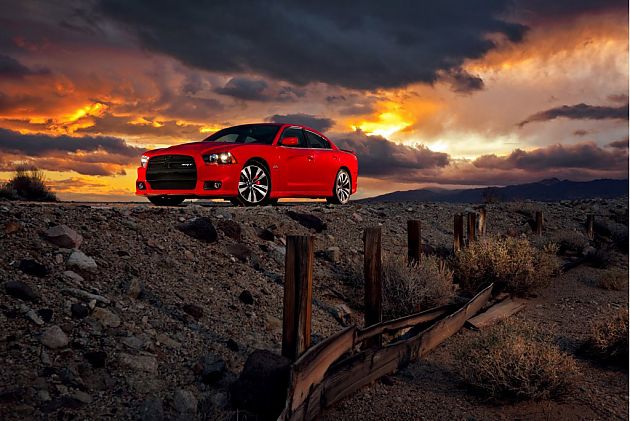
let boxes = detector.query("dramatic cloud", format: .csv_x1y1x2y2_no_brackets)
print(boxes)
518,103,629,127
99,0,528,90
441,68,484,93
214,77,269,101
0,54,49,78
608,139,629,149
0,127,143,157
267,114,335,132
334,130,449,177
473,142,627,171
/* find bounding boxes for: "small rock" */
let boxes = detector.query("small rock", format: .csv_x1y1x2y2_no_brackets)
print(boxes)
324,246,341,263
330,303,352,326
70,303,89,319
352,212,363,222
4,280,38,302
156,333,180,349
84,351,107,368
4,221,22,234
24,307,44,325
173,389,197,415
123,278,144,299
43,225,83,249
70,390,92,404
228,243,253,263
177,217,218,243
218,219,242,241
239,290,254,305
122,335,145,350
92,307,121,328
183,304,204,319
41,325,69,349
118,353,158,373
62,270,84,283
36,390,51,402
193,353,227,385
255,227,275,241
37,308,53,323
287,211,327,232
226,339,239,352
67,251,97,272
63,288,110,304
18,259,48,277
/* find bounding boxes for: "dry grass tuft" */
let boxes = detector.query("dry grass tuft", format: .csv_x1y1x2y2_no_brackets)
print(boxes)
382,255,455,319
596,269,628,291
583,309,629,367
452,235,560,296
455,320,579,401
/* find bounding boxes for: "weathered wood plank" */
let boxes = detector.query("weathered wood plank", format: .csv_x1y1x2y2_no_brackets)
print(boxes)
363,227,382,347
407,220,422,264
453,214,464,252
466,298,526,330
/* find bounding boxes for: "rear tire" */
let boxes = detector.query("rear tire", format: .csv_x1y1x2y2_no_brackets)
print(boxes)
327,169,351,204
236,161,271,206
148,196,185,206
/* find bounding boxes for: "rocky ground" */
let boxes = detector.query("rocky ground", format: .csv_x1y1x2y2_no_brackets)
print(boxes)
0,198,627,420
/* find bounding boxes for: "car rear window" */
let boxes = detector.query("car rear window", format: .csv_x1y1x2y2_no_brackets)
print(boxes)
305,131,331,149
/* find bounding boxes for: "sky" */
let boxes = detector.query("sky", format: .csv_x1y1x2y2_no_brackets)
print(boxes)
0,0,627,201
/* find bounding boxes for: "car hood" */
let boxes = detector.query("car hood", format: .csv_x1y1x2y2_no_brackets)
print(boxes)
145,142,245,156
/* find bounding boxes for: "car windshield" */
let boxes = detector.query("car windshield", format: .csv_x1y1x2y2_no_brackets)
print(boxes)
203,124,280,145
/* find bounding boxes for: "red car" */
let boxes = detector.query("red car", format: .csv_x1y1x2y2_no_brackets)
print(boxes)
136,123,358,206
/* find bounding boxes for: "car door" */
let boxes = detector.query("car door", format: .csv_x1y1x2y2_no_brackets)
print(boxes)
276,127,316,193
305,130,338,193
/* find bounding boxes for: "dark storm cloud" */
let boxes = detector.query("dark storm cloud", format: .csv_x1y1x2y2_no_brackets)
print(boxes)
0,54,49,78
608,139,629,149
442,68,485,93
214,77,269,101
0,127,143,157
473,142,627,171
334,130,449,177
514,0,627,21
98,0,528,90
518,103,629,127
267,114,335,132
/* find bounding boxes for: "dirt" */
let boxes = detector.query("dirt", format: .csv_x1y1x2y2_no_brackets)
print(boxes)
0,198,627,420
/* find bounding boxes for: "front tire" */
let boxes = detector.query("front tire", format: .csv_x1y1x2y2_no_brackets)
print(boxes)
327,169,352,204
236,161,271,206
148,196,185,206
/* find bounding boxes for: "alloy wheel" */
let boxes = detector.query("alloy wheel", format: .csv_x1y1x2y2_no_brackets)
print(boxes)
335,170,351,204
238,164,269,205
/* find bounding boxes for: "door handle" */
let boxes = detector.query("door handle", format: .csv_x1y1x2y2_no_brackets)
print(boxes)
307,155,314,161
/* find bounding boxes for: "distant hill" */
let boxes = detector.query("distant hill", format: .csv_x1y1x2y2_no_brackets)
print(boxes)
359,178,629,203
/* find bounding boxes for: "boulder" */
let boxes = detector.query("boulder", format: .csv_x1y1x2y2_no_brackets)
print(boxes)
239,290,254,305
231,350,291,419
173,389,197,415
43,225,83,249
177,217,218,243
92,307,121,328
192,353,226,385
287,211,327,232
118,353,158,374
218,219,242,241
18,259,48,277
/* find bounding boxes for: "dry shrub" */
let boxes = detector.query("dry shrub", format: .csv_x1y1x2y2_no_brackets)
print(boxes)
596,269,628,291
584,247,612,268
382,255,455,319
453,235,560,296
551,230,589,254
0,166,57,202
584,309,629,366
455,320,579,401
594,219,629,254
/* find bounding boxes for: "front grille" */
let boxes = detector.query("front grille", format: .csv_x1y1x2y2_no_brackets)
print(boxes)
146,155,197,190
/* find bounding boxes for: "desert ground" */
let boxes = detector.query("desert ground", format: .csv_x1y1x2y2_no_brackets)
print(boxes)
0,198,627,420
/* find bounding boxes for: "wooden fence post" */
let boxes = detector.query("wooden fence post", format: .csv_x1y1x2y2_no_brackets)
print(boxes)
467,212,477,243
478,208,487,237
364,227,382,347
534,211,543,236
407,220,422,265
586,214,594,240
282,235,314,361
453,214,464,252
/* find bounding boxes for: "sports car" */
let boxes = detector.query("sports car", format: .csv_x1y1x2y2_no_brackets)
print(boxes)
136,123,358,206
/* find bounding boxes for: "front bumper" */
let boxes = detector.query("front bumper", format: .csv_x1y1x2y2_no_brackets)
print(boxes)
136,154,240,197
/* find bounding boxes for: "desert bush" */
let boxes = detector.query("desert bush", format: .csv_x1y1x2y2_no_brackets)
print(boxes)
452,235,560,296
594,219,629,254
583,309,628,366
596,269,628,291
584,247,612,269
551,230,589,254
455,320,579,401
0,166,57,202
382,255,455,319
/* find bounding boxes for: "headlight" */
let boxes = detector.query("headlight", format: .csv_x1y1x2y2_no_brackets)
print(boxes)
140,155,149,168
203,152,236,164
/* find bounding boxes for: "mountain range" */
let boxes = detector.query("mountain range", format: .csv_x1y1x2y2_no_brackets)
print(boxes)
359,178,629,203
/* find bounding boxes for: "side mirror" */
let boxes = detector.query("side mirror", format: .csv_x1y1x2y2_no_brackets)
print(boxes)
280,136,299,147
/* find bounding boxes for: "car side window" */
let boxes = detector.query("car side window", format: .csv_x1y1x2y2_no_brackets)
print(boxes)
213,133,240,143
280,127,307,147
305,131,331,149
